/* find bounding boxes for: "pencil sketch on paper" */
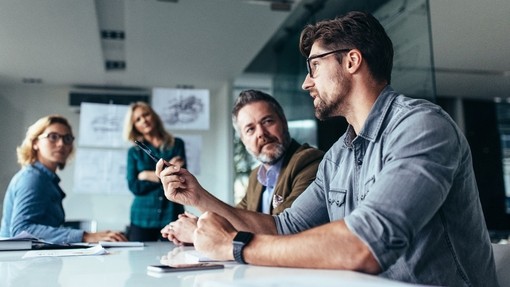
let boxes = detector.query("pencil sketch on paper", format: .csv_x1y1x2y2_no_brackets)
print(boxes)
152,88,210,130
73,148,129,194
78,102,131,148
163,95,204,125
91,114,122,133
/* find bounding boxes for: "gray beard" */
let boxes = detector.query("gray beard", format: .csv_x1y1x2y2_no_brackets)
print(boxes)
256,143,286,165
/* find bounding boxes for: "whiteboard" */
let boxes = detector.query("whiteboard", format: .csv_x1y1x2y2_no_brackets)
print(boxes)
73,102,203,194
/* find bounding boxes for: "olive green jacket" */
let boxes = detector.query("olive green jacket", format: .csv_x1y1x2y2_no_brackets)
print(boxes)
236,139,324,215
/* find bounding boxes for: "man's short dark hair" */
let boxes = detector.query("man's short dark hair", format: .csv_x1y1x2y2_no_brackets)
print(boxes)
299,11,394,84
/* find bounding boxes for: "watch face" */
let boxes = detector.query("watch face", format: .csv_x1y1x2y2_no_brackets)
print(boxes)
233,231,253,245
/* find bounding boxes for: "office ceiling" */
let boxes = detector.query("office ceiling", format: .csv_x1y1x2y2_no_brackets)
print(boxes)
429,0,510,100
0,0,508,99
0,0,295,93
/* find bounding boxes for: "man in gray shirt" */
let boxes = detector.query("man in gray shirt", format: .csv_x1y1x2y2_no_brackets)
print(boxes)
156,11,498,286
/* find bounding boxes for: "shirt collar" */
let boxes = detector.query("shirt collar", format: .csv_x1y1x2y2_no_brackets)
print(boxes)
33,161,61,184
257,156,284,186
344,85,398,146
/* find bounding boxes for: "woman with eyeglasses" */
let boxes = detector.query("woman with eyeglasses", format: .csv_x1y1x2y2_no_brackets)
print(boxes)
0,115,127,243
123,102,186,242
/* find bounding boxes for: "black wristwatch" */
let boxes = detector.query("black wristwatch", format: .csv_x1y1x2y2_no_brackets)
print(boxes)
232,231,254,264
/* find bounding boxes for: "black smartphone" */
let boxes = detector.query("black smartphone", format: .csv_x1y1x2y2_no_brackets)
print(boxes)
147,263,224,273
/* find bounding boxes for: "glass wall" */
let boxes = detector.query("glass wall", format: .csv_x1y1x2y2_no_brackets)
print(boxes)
376,0,436,100
496,102,510,214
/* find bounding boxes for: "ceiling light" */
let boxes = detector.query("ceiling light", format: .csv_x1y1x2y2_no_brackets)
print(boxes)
22,78,43,84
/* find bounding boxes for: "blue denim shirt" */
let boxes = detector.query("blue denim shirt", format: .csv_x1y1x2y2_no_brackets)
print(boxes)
0,161,83,243
275,86,498,286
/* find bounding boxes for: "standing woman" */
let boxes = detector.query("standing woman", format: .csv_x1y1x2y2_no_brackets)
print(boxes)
123,102,186,241
0,115,127,243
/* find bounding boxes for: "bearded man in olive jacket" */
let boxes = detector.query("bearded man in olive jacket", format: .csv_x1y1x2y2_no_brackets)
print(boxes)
237,139,323,215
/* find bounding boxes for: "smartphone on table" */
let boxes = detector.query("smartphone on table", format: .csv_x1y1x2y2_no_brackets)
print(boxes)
147,263,224,273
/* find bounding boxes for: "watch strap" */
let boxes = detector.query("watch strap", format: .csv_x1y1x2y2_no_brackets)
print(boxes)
233,231,254,264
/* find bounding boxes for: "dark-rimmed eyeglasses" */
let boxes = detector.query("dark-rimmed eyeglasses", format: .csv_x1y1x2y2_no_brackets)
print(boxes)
306,49,351,78
38,132,75,145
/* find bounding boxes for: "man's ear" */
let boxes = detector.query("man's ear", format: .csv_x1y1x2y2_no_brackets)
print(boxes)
345,49,362,72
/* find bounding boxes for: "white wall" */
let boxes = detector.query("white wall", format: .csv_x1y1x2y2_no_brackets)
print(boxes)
0,83,233,232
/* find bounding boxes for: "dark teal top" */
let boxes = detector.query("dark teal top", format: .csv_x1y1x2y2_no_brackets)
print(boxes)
126,138,186,228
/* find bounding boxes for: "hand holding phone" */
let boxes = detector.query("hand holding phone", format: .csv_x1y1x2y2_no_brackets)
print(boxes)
147,263,224,273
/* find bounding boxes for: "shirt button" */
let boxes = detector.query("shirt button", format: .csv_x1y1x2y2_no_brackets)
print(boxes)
157,209,162,213
357,159,363,165
159,196,163,201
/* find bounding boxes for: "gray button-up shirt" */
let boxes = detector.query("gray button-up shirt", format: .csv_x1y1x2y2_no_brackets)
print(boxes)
275,86,498,286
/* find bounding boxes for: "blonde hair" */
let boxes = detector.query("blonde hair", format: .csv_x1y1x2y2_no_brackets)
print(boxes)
123,102,175,148
17,114,74,169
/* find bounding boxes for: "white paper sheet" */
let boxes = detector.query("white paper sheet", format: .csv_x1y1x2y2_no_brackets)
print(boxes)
78,103,131,148
22,244,108,258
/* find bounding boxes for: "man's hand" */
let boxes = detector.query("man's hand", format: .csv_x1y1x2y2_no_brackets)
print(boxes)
193,211,237,261
82,231,127,243
155,159,206,207
168,156,185,168
161,212,198,245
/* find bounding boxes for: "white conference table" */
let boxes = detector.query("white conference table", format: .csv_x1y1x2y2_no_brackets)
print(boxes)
0,241,430,287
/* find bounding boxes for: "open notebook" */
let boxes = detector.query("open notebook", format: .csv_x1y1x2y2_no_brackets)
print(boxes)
0,231,90,251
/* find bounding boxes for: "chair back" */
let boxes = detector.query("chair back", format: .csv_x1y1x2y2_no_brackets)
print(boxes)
493,243,510,287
